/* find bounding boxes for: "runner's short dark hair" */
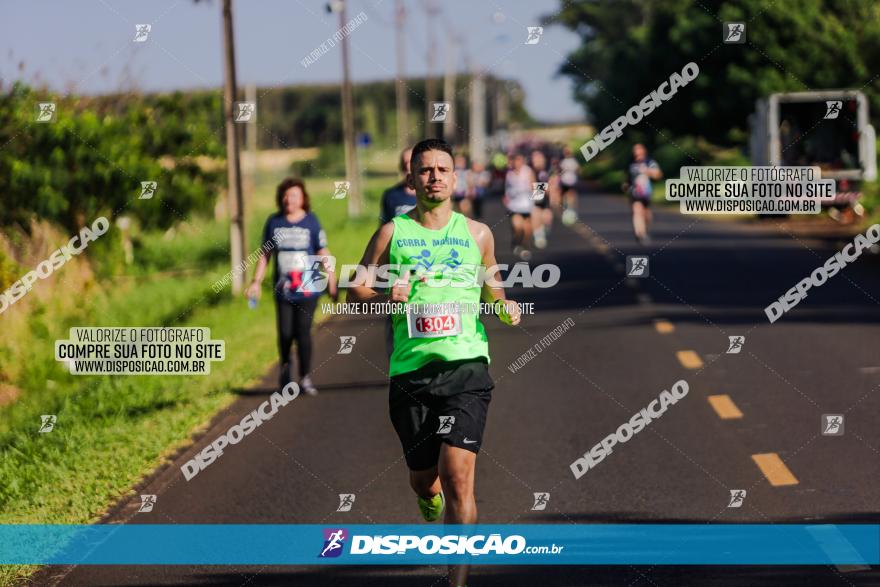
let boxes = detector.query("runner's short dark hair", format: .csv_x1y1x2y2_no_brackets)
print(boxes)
410,138,454,168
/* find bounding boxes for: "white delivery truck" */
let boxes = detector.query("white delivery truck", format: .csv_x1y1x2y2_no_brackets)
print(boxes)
750,90,877,220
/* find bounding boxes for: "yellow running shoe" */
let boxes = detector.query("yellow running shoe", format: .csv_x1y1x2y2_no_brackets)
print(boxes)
417,491,444,522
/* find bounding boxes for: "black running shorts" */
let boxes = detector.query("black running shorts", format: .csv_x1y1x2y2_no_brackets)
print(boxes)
389,359,494,471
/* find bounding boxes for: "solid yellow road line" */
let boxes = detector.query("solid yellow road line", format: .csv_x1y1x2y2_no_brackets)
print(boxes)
676,350,703,369
707,394,743,419
752,453,799,486
654,319,675,334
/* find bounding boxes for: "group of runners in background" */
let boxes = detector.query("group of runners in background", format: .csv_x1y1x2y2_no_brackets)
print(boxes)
380,143,591,261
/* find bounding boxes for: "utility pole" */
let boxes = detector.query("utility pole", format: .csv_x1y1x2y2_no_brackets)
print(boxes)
337,0,363,216
496,79,509,131
442,31,456,144
469,69,487,166
222,0,246,295
395,0,408,150
244,82,257,250
425,0,438,138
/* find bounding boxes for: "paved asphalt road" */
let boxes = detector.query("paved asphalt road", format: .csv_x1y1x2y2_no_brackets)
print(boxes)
38,194,880,586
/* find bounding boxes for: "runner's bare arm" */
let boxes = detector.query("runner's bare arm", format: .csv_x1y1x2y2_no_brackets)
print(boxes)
347,223,410,304
467,219,521,325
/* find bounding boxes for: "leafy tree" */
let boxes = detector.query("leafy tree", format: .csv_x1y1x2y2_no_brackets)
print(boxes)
0,83,224,231
549,0,880,146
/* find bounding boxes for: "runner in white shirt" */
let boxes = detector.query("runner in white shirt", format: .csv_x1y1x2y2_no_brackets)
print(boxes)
559,146,580,226
504,153,535,261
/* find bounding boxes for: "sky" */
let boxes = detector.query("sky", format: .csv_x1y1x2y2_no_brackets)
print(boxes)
1,0,585,123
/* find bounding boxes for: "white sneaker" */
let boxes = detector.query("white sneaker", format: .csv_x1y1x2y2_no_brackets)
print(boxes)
534,227,547,249
300,375,318,396
518,248,532,261
562,209,578,226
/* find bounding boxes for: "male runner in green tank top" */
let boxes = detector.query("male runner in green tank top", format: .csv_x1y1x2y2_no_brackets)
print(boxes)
349,138,521,587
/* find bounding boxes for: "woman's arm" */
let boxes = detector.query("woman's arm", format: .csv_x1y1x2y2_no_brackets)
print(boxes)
245,251,270,299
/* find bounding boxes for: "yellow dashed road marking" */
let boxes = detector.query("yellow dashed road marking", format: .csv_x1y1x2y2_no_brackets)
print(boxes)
752,453,799,486
707,394,743,419
676,350,703,369
654,319,674,334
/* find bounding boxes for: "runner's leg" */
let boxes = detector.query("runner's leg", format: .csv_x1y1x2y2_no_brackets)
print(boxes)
410,465,441,499
510,213,524,249
522,213,533,250
275,299,295,387
291,297,317,378
439,444,477,587
632,200,647,240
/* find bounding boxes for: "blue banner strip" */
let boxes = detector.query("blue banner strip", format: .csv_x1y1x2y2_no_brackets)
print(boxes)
1,524,877,565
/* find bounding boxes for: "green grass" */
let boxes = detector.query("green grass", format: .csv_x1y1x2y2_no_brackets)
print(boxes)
0,160,396,586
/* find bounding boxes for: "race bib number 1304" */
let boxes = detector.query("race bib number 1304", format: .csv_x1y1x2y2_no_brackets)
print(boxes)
406,305,462,339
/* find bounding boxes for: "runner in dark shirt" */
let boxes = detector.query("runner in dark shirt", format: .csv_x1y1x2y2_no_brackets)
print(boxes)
247,178,337,395
379,147,417,224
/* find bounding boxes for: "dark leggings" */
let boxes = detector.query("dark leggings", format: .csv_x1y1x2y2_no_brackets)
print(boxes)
275,297,318,377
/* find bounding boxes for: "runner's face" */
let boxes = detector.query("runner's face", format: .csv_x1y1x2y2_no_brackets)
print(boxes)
283,187,304,214
408,150,456,203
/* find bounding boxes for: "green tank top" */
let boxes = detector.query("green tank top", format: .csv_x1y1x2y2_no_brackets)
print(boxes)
388,212,489,377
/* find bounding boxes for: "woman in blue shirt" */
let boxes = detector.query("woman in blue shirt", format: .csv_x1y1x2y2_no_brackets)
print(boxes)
247,178,337,395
